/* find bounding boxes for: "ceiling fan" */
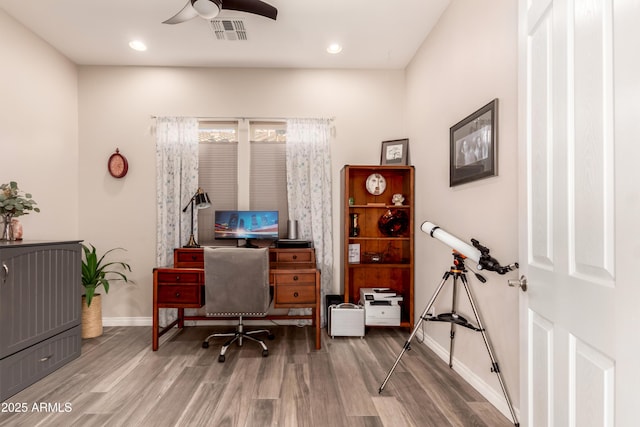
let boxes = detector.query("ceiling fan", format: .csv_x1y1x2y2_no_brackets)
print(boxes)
163,0,278,24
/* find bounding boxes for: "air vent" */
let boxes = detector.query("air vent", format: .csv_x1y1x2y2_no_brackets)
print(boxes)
209,19,247,41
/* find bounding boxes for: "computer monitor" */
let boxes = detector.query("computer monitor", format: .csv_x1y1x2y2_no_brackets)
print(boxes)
214,210,279,247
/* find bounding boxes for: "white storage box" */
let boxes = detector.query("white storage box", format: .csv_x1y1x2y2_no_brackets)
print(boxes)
364,303,401,326
329,303,365,338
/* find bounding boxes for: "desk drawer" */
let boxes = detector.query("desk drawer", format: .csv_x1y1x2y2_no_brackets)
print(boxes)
174,249,204,268
157,284,204,306
156,270,201,284
275,283,316,306
273,272,316,285
274,251,314,263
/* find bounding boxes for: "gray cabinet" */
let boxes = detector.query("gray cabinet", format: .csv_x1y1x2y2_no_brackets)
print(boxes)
0,241,82,401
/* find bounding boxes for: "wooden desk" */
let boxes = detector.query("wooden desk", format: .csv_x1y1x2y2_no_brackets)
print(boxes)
152,247,321,350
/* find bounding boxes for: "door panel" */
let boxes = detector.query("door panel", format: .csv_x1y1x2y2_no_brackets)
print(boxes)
519,0,623,425
569,0,615,284
529,312,553,427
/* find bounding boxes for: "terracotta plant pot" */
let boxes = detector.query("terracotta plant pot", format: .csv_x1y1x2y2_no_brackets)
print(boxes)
81,294,103,338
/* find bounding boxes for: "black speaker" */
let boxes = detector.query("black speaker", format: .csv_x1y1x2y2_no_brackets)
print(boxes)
325,294,344,326
275,239,313,248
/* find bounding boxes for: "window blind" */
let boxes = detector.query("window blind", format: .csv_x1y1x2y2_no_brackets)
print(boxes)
250,122,288,238
198,121,238,245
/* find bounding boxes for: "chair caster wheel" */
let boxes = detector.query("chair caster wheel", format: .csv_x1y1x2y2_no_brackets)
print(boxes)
262,349,269,357
202,341,209,349
267,334,275,340
218,354,225,363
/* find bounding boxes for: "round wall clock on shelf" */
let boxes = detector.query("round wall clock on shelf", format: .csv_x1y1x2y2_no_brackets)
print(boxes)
365,173,387,195
108,148,128,178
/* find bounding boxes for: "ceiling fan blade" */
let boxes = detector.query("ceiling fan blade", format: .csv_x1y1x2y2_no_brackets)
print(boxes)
222,0,278,20
163,1,200,24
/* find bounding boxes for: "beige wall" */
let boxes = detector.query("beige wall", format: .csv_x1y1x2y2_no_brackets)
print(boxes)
77,66,406,319
0,10,79,239
406,0,520,412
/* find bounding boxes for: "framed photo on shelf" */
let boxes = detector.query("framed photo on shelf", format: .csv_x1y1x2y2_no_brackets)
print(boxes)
380,139,409,165
450,99,498,187
348,243,361,264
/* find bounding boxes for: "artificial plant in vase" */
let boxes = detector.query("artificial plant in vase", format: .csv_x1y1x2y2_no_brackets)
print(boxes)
81,244,132,338
0,181,40,240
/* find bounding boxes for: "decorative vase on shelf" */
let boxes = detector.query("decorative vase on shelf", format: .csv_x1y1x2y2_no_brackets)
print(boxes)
349,213,360,237
11,218,23,240
378,209,409,237
1,214,14,241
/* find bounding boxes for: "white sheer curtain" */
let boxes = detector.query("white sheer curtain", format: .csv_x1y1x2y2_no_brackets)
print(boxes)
285,118,333,326
155,116,199,326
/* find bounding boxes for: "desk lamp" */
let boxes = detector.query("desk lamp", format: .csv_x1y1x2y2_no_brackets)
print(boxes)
183,188,211,248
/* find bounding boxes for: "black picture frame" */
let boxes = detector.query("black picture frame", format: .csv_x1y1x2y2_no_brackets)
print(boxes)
381,138,409,165
450,99,498,186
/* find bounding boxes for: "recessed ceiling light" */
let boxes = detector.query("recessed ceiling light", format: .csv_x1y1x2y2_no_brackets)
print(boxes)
327,43,343,54
129,40,147,52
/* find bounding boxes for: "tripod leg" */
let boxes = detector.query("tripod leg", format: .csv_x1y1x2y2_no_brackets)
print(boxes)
378,272,451,393
459,275,519,426
448,274,459,368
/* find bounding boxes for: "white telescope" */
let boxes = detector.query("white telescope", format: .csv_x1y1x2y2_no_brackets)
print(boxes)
421,221,481,263
421,221,518,274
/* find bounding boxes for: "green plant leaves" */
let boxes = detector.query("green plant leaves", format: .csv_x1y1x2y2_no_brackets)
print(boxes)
81,244,132,307
0,181,40,217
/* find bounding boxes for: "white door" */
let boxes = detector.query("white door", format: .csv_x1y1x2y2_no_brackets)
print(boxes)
518,0,640,426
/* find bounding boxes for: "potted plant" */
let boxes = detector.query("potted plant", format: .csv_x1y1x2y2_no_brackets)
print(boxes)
0,181,40,240
81,244,132,338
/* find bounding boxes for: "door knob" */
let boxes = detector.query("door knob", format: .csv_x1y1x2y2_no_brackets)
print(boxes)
508,275,527,292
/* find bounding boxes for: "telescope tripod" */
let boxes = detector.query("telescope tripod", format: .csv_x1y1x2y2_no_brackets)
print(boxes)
378,252,519,426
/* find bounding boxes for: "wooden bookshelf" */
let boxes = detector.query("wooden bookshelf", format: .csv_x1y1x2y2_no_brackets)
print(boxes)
340,165,415,327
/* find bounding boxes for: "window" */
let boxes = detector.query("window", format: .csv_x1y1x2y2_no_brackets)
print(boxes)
249,121,288,224
198,120,288,245
198,121,238,245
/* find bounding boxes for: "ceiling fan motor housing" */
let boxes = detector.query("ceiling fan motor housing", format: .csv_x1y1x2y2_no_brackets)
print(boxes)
192,0,222,19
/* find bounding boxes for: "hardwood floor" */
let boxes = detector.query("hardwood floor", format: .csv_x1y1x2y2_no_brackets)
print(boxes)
0,326,514,427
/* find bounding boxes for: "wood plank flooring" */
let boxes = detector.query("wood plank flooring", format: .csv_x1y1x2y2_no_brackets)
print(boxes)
0,326,514,427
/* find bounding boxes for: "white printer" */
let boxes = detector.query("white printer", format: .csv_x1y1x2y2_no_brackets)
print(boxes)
359,288,403,326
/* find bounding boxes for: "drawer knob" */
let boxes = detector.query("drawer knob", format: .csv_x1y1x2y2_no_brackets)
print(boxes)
175,276,180,281
191,255,197,260
293,255,298,260
175,292,181,298
39,355,53,362
293,292,299,298
293,275,299,281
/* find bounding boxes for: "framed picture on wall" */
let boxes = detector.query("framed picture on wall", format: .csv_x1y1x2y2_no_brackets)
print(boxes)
380,138,409,165
449,99,498,186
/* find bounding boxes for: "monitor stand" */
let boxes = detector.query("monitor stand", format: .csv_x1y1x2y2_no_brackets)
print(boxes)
240,239,258,248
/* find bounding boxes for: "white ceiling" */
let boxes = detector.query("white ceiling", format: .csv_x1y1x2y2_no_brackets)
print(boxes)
0,0,450,69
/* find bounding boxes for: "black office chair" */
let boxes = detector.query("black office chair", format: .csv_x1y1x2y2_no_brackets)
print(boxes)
201,247,274,362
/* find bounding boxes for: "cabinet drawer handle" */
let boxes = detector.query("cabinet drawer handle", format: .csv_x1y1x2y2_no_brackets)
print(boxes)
293,276,298,281
293,292,299,298
1,262,7,284
39,355,53,362
175,292,181,298
191,255,197,261
293,255,298,260
175,276,180,281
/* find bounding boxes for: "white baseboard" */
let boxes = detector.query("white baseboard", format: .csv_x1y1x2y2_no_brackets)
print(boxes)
415,329,520,423
103,317,152,326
